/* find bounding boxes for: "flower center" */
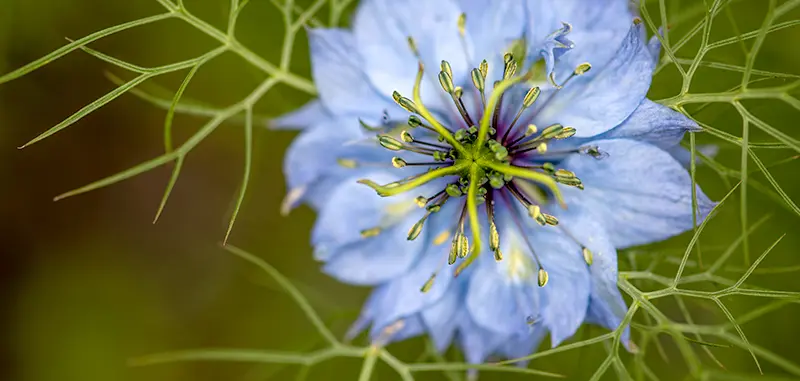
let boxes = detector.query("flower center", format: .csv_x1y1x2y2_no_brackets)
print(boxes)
356,38,604,283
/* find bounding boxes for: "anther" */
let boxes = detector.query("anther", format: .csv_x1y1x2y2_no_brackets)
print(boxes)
525,124,538,136
471,68,485,92
536,142,548,154
337,158,358,168
420,273,437,293
537,268,549,287
407,116,421,128
448,233,462,265
580,145,608,159
441,60,453,78
359,119,383,132
549,62,592,89
479,60,488,79
489,221,500,251
392,157,407,168
574,62,592,75
414,196,428,208
400,130,413,143
582,247,594,266
554,127,577,139
458,234,469,258
407,214,428,241
554,169,576,179
502,86,541,143
493,249,503,261
457,13,467,36
426,204,442,213
407,36,419,56
360,227,381,238
446,183,463,197
392,91,419,114
528,205,547,226
438,70,455,94
379,135,404,151
543,214,559,226
472,68,487,107
504,61,517,80
523,87,541,108
540,124,565,139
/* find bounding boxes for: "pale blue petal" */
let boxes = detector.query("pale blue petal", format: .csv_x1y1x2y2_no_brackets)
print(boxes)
458,0,525,64
271,100,326,130
308,28,399,117
457,0,527,90
595,99,700,149
345,289,382,341
323,221,427,285
648,28,664,66
283,116,362,212
536,23,576,79
497,326,548,364
560,138,716,249
457,309,508,364
370,314,426,343
421,285,461,352
535,22,655,137
530,225,591,346
555,203,629,345
311,172,399,258
466,260,530,336
526,0,633,80
353,0,471,107
369,241,457,329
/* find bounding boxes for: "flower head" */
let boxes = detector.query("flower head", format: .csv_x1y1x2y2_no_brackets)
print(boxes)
276,0,714,364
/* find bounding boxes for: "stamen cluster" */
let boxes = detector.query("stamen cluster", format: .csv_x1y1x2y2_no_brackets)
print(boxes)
357,39,603,287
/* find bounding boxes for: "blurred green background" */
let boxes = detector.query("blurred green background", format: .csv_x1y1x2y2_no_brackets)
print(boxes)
1,0,799,380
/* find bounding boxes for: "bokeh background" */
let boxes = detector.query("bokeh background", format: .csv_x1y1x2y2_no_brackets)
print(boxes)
2,0,799,380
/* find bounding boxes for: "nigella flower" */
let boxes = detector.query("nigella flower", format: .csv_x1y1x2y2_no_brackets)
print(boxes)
275,0,714,365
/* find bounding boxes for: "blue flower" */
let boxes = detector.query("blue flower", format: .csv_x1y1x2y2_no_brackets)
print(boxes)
276,0,714,365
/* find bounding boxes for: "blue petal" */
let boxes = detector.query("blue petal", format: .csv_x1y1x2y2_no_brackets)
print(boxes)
458,0,526,84
595,99,700,149
560,138,716,249
271,100,327,130
421,284,461,352
456,309,509,363
536,23,576,79
526,0,634,80
323,222,427,285
648,29,664,66
308,28,400,118
348,289,426,345
530,224,591,347
311,172,400,258
535,21,655,137
353,0,471,107
370,314,426,344
465,221,541,336
497,326,548,365
555,204,630,345
282,116,363,212
465,258,534,336
369,239,458,330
